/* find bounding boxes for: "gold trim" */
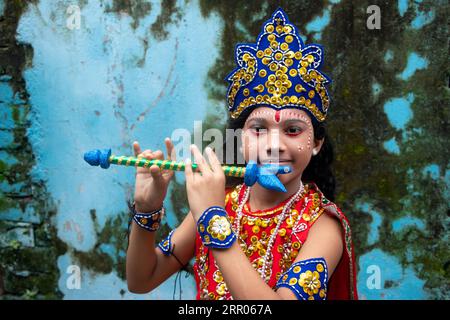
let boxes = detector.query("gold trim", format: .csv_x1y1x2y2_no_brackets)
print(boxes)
230,96,326,122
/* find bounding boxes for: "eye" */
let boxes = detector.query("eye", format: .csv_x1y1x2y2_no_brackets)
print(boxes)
285,126,303,136
250,126,267,136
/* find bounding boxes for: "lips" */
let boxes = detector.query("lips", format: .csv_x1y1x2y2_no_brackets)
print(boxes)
259,159,292,165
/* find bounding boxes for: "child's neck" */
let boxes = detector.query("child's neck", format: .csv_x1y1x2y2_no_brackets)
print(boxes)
248,178,304,211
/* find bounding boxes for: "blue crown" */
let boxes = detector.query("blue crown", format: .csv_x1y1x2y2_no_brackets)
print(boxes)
226,8,331,122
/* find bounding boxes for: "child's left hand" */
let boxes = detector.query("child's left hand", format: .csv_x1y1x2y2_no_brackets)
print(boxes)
185,144,226,222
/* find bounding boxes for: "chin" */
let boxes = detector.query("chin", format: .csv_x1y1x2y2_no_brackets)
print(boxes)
278,170,302,186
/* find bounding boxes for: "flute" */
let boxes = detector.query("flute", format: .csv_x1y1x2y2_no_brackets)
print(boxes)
84,148,292,192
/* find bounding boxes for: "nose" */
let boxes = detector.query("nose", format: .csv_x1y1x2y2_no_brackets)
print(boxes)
265,128,287,157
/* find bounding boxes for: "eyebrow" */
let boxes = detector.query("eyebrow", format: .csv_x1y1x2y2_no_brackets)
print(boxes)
246,117,267,124
247,117,309,125
284,118,309,125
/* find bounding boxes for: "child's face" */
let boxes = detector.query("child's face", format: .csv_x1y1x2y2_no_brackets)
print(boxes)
241,106,323,186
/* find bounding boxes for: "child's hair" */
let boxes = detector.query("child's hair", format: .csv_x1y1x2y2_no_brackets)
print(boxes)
221,109,336,201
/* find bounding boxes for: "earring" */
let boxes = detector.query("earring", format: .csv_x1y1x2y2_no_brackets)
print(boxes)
312,149,318,156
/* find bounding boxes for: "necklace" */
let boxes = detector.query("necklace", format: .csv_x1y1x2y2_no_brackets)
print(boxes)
233,181,306,282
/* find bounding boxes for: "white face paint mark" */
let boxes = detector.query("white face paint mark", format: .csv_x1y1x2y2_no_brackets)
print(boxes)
246,110,277,124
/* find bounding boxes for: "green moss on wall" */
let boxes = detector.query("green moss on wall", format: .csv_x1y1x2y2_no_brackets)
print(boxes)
105,0,152,30
150,0,182,41
0,0,67,300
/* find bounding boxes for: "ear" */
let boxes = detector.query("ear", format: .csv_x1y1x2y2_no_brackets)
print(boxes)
312,138,324,156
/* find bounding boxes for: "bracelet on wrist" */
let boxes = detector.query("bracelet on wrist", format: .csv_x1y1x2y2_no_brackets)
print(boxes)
132,202,164,232
197,206,236,249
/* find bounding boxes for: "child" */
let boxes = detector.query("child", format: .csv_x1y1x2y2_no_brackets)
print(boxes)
126,8,358,300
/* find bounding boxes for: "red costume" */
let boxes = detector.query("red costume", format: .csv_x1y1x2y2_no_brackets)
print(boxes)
193,182,358,300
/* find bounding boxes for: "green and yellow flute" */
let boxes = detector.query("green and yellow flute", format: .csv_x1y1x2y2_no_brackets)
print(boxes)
84,148,292,192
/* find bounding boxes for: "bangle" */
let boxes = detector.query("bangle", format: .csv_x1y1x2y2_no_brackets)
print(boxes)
132,203,164,232
157,229,189,271
158,229,175,255
197,206,236,249
275,257,328,300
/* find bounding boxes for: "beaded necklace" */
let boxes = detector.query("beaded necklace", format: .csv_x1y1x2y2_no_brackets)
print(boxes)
233,181,305,282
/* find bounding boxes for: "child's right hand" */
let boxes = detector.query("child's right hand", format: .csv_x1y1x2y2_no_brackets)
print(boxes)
133,138,176,213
